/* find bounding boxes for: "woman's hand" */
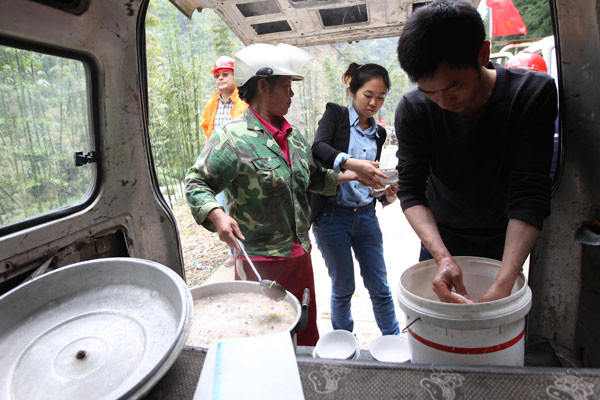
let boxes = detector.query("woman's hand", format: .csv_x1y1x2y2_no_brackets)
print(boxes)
384,183,398,204
337,170,358,184
341,158,387,189
207,208,245,252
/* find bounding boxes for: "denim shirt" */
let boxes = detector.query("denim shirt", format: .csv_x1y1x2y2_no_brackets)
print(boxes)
332,103,379,207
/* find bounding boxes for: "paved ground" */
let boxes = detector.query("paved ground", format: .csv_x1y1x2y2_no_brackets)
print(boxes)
206,146,422,349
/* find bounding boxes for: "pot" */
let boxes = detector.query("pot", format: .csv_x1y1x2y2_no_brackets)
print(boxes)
188,281,309,347
0,257,192,400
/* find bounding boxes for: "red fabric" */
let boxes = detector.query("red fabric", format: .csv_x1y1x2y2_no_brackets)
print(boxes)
486,0,527,37
249,106,292,165
251,242,305,261
234,251,320,346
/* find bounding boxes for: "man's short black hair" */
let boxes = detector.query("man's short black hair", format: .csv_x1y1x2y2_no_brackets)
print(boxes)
397,0,485,82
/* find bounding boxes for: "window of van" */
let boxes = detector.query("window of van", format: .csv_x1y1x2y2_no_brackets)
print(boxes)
0,45,93,227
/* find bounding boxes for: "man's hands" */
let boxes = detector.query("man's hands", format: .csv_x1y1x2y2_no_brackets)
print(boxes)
341,158,387,189
432,256,473,304
404,208,533,304
207,208,244,253
403,206,473,304
477,219,540,302
478,281,513,303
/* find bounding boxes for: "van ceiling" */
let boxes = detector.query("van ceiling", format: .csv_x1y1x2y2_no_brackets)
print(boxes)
169,0,481,47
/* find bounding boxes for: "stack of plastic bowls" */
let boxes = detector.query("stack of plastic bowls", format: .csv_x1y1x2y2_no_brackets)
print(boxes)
313,329,359,360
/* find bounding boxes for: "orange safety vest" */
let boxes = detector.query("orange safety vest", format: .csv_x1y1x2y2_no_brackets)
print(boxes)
201,89,248,139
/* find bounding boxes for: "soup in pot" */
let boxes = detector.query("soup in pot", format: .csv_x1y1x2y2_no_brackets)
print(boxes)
186,292,297,347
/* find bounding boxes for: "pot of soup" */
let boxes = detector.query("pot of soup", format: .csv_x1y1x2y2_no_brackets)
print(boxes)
186,281,309,348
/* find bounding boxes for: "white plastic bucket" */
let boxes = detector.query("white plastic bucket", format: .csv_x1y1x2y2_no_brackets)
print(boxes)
397,256,532,366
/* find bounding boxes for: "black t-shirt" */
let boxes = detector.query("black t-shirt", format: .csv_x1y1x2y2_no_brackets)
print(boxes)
394,63,557,252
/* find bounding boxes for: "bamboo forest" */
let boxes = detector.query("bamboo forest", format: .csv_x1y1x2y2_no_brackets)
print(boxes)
145,0,411,209
0,0,551,226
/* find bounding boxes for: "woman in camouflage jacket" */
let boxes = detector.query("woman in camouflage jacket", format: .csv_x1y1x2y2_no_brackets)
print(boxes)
185,43,358,345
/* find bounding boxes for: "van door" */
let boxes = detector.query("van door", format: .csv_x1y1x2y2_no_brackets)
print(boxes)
0,0,183,294
528,0,600,366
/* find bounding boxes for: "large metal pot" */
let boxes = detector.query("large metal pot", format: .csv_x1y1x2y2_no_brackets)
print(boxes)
188,281,309,346
0,257,192,400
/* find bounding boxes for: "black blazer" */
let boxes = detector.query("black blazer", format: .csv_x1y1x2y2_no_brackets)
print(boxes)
310,102,387,223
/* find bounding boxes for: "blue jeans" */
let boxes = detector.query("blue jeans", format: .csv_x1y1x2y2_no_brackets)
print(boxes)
313,203,399,335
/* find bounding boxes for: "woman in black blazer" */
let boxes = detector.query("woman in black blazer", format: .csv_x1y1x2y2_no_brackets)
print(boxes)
310,63,400,336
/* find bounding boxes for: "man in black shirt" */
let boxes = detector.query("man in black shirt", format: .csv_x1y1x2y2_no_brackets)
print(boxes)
394,0,557,303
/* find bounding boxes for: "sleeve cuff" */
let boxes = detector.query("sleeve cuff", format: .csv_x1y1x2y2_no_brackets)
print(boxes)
398,197,429,212
322,170,339,196
192,201,223,232
507,208,548,230
333,153,350,173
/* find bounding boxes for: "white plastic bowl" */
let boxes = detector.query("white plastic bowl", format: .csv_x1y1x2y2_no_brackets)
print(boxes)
313,346,360,360
369,335,411,363
315,330,357,360
378,169,398,185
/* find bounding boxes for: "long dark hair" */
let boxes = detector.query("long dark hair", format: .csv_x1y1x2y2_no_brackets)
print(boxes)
342,62,390,95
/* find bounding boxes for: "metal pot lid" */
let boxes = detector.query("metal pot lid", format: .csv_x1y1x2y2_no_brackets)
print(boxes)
0,257,192,400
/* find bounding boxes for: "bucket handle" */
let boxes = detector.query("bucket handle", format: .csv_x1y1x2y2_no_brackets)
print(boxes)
401,317,420,334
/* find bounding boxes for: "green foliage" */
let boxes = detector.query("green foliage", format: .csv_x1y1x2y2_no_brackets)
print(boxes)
146,4,461,208
145,1,546,210
146,2,414,198
513,0,552,39
209,10,239,56
146,0,245,207
0,47,91,226
0,0,553,224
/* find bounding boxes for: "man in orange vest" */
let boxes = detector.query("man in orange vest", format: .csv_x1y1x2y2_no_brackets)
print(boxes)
201,56,248,267
201,56,248,140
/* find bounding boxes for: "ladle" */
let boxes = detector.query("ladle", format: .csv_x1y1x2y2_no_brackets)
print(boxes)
235,238,287,301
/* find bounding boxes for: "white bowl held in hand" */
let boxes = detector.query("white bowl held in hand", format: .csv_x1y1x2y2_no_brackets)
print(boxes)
369,335,411,363
378,169,398,185
315,329,358,360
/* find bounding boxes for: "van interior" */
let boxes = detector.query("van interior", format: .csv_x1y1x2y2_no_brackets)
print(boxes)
1,0,600,398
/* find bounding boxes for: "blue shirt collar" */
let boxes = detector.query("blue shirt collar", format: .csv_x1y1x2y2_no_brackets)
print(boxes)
348,103,378,137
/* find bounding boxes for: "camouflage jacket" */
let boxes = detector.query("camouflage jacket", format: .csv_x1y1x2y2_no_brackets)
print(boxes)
185,109,338,257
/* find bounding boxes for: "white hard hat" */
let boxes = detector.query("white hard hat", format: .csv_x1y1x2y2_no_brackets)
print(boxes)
234,43,312,87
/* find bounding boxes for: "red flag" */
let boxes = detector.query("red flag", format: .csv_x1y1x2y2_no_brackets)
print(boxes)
486,0,527,37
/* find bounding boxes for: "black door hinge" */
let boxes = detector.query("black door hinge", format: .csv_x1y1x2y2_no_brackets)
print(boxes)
75,151,96,166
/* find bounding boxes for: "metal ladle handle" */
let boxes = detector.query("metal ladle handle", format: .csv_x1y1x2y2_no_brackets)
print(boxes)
234,237,262,281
